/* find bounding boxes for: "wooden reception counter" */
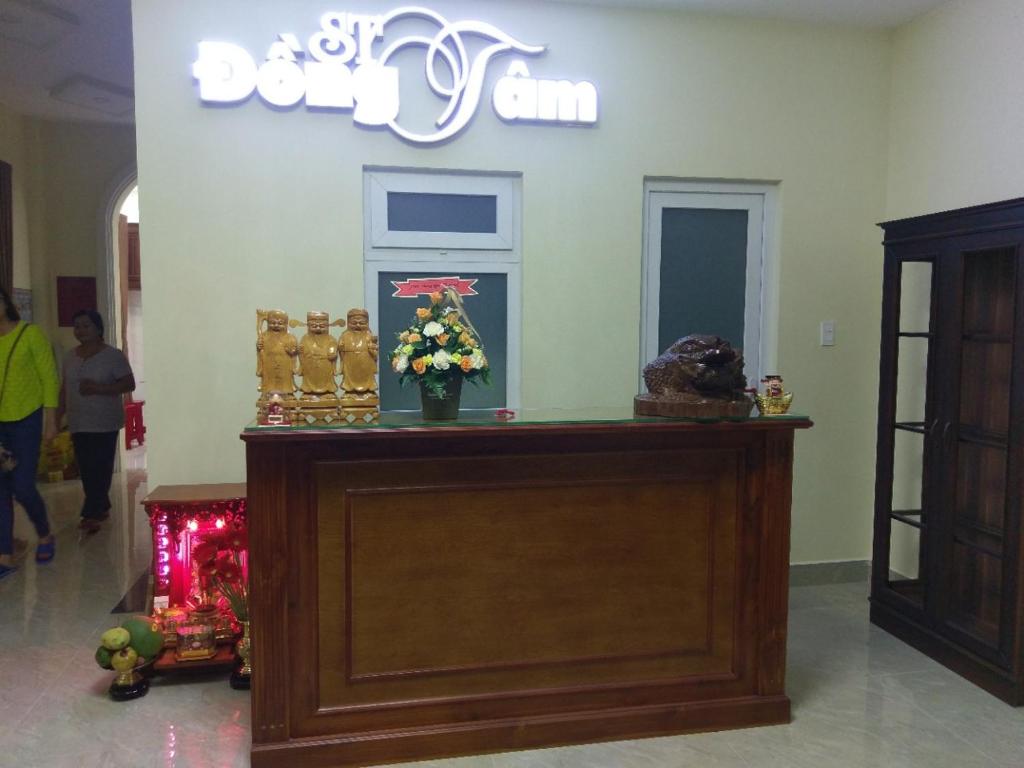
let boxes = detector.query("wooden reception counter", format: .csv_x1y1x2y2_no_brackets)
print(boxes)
242,409,811,767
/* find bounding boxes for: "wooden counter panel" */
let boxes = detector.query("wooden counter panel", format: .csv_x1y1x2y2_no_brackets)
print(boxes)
301,448,744,736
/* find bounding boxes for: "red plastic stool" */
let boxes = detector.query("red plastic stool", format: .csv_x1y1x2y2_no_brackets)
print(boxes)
125,400,146,449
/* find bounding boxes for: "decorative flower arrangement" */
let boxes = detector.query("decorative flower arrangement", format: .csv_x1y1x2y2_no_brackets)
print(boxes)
191,528,249,622
389,290,490,398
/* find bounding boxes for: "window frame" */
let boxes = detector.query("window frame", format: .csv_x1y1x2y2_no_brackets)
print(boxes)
365,167,519,252
363,167,523,410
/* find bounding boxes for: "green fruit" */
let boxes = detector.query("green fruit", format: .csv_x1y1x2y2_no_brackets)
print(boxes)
110,646,138,673
100,627,131,651
121,616,164,662
95,646,113,670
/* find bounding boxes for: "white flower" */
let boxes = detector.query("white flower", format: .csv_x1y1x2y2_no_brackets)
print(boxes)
471,349,486,369
392,355,409,373
422,321,444,337
432,350,452,370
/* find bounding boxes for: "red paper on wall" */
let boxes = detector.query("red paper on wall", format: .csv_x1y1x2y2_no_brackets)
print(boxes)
56,276,97,327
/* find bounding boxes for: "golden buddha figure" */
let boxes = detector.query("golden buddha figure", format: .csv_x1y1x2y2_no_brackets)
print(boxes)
297,311,341,399
256,309,298,398
339,308,379,408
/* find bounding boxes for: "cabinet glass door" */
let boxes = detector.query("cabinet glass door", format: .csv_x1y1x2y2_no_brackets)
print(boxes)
876,258,937,610
942,247,1016,656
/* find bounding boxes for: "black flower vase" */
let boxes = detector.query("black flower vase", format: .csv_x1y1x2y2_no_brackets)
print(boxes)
419,375,463,420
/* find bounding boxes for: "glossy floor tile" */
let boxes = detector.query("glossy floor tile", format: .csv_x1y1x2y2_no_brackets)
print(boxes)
1,461,1022,767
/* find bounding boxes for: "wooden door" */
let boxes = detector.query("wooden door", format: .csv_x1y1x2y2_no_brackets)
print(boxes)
933,237,1022,665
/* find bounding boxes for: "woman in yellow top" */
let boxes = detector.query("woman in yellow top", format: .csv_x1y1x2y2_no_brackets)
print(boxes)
0,286,59,579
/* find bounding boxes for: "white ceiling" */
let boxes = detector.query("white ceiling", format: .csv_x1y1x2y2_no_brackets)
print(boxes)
0,0,947,125
561,0,949,29
0,0,133,124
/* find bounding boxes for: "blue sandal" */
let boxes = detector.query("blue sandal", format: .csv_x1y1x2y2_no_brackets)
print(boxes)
35,540,55,564
0,563,17,580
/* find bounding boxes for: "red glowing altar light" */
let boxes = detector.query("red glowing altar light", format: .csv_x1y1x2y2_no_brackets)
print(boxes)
145,494,248,613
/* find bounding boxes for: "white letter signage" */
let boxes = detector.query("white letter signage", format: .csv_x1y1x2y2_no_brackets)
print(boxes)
192,6,598,145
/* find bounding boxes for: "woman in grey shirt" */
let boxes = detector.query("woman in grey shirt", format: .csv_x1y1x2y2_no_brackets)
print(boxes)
57,310,135,534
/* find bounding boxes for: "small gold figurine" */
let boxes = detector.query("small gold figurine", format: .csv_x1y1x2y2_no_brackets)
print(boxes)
339,308,380,422
297,311,344,399
256,309,298,398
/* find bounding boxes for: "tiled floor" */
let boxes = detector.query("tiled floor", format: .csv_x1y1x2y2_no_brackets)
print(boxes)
2,456,1023,767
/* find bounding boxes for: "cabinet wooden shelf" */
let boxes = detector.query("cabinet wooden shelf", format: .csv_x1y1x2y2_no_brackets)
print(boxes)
871,197,1024,705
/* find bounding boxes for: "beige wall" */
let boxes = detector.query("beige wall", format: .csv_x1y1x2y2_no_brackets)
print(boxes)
132,0,893,563
887,0,1024,218
0,103,33,290
23,118,137,352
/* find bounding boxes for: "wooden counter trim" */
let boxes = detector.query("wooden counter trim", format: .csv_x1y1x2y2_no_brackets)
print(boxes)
241,417,812,443
251,694,791,768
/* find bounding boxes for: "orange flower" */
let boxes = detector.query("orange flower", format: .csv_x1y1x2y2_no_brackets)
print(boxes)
411,358,427,374
460,357,474,373
408,333,422,343
429,291,443,305
445,312,459,325
399,331,410,343
416,307,431,321
436,333,449,346
459,331,472,345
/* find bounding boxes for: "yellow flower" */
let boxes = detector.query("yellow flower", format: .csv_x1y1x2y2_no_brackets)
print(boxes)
423,354,433,365
451,353,462,363
402,344,413,355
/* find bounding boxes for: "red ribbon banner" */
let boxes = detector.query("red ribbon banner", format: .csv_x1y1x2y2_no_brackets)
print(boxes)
390,276,479,298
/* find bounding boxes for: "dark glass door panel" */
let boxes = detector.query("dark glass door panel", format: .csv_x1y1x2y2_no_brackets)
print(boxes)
947,542,1003,648
943,246,1016,657
879,260,936,609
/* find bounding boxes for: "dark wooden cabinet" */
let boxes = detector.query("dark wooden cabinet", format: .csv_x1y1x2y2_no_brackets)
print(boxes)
871,198,1024,705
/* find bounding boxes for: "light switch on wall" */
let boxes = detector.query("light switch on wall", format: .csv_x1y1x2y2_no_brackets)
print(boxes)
820,320,836,346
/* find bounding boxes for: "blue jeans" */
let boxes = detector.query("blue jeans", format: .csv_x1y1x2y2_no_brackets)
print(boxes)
0,408,51,556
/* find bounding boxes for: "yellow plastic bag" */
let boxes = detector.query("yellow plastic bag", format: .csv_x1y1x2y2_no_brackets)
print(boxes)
37,429,79,482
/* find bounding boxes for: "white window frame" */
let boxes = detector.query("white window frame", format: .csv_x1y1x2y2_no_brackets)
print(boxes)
639,179,780,390
363,167,523,410
365,167,519,252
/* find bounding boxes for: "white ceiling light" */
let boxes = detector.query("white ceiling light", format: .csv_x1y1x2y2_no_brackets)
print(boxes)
49,74,134,117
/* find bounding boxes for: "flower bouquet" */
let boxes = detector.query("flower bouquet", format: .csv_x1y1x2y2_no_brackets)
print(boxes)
389,290,490,417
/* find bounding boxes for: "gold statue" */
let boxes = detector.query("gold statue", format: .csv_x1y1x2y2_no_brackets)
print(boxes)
256,309,298,398
297,311,344,398
339,308,379,409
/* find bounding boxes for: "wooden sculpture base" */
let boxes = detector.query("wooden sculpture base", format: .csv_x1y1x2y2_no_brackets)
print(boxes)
338,407,380,424
633,393,754,419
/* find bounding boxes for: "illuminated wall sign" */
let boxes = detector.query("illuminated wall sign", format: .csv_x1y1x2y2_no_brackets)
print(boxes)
192,6,598,145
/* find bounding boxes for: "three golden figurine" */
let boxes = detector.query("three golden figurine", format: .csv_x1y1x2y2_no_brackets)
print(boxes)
256,308,379,425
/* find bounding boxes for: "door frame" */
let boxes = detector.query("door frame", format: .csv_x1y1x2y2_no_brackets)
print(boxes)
639,179,780,389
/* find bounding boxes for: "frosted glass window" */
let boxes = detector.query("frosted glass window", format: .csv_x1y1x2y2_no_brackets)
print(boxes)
387,193,497,234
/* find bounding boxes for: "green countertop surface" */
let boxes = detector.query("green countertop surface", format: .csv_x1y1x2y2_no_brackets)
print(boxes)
244,406,810,432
